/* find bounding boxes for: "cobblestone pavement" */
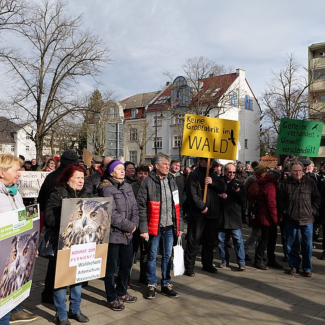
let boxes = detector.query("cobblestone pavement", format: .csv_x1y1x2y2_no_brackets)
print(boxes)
22,226,325,325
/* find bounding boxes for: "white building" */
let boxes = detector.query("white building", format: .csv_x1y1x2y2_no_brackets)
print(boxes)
145,69,260,165
0,117,36,160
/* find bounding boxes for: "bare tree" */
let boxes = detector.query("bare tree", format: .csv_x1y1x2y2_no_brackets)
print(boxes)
0,0,110,159
261,53,309,134
0,0,25,30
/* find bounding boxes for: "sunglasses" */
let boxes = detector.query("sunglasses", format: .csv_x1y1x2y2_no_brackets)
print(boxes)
227,171,236,174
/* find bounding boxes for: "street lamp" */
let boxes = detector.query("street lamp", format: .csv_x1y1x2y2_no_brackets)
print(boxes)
154,109,164,155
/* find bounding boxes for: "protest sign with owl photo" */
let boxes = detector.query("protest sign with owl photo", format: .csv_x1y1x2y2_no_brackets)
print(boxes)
0,205,40,318
54,197,112,288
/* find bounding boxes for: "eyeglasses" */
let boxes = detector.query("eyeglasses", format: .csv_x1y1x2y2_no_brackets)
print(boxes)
227,171,236,174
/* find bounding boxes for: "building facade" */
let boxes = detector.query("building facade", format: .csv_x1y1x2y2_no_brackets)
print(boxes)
308,42,325,165
0,117,36,160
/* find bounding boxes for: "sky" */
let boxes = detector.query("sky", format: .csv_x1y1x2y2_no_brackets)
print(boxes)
66,0,325,103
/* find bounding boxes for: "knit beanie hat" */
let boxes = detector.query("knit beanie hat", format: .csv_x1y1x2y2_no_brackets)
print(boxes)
60,149,79,167
254,164,268,176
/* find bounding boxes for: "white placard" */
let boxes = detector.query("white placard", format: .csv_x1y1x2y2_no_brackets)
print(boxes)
69,242,96,267
75,258,102,283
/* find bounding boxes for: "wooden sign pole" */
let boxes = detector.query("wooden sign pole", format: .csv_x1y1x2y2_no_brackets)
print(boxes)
203,157,210,203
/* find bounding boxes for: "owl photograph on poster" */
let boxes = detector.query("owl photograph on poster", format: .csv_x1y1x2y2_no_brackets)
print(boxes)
59,200,110,250
0,231,38,300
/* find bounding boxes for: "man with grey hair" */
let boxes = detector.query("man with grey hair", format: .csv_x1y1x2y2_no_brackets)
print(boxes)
278,160,321,277
137,152,184,299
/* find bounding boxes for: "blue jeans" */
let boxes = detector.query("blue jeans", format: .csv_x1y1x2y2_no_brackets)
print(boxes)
147,228,173,287
285,223,313,272
0,312,10,325
217,229,245,265
105,243,133,302
53,284,82,321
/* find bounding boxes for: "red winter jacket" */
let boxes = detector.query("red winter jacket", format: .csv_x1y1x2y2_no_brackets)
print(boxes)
256,173,279,227
137,172,183,236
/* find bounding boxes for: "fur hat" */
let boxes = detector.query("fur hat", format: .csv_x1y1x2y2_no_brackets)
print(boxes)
60,149,78,167
254,164,268,176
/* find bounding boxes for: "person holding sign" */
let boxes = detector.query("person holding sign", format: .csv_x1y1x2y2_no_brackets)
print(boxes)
184,157,226,276
98,160,139,311
278,161,321,277
0,153,38,324
45,164,91,325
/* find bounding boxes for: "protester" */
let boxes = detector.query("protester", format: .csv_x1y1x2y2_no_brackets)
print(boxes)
124,161,137,184
254,170,283,270
38,149,79,304
84,156,113,196
31,158,39,171
87,155,102,176
43,158,57,172
45,164,91,324
217,163,246,271
278,160,321,276
0,153,38,324
184,157,225,276
137,153,184,299
99,160,139,311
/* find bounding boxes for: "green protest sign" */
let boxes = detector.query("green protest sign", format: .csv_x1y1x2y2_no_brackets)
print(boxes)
276,118,323,157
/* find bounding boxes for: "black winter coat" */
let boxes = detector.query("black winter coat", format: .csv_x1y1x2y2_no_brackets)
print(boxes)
99,178,139,245
169,172,187,208
84,170,102,197
185,166,226,220
278,175,321,226
44,185,92,231
218,178,245,229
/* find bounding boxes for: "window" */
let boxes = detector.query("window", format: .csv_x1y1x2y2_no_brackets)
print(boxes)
211,87,221,97
173,114,184,125
230,91,238,106
153,115,163,127
153,137,162,149
26,145,29,151
315,95,325,103
131,108,137,118
11,145,14,152
245,139,248,149
155,96,170,105
245,95,253,110
129,151,137,164
129,128,137,141
173,135,182,148
26,134,32,140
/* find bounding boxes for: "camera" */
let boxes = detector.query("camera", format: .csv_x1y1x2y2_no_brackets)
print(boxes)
232,182,242,191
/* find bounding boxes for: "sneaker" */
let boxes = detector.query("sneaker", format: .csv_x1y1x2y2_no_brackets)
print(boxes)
302,271,312,277
254,263,269,270
219,260,229,268
68,311,89,322
267,260,283,269
161,283,179,298
184,270,195,277
107,299,125,311
202,265,218,273
238,264,245,271
54,314,71,325
118,293,138,303
245,254,252,262
10,310,38,323
146,285,156,299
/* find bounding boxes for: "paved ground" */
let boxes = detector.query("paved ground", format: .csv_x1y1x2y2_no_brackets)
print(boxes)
22,226,325,325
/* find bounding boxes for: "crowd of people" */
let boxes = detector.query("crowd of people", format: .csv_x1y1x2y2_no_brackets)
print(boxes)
0,151,324,325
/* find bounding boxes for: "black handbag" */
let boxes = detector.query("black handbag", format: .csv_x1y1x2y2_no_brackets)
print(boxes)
38,230,58,259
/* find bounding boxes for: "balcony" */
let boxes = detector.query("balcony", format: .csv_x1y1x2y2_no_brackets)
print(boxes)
310,80,325,92
310,57,325,69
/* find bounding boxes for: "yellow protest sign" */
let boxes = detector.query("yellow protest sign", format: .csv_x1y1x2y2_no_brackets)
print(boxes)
181,114,240,160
